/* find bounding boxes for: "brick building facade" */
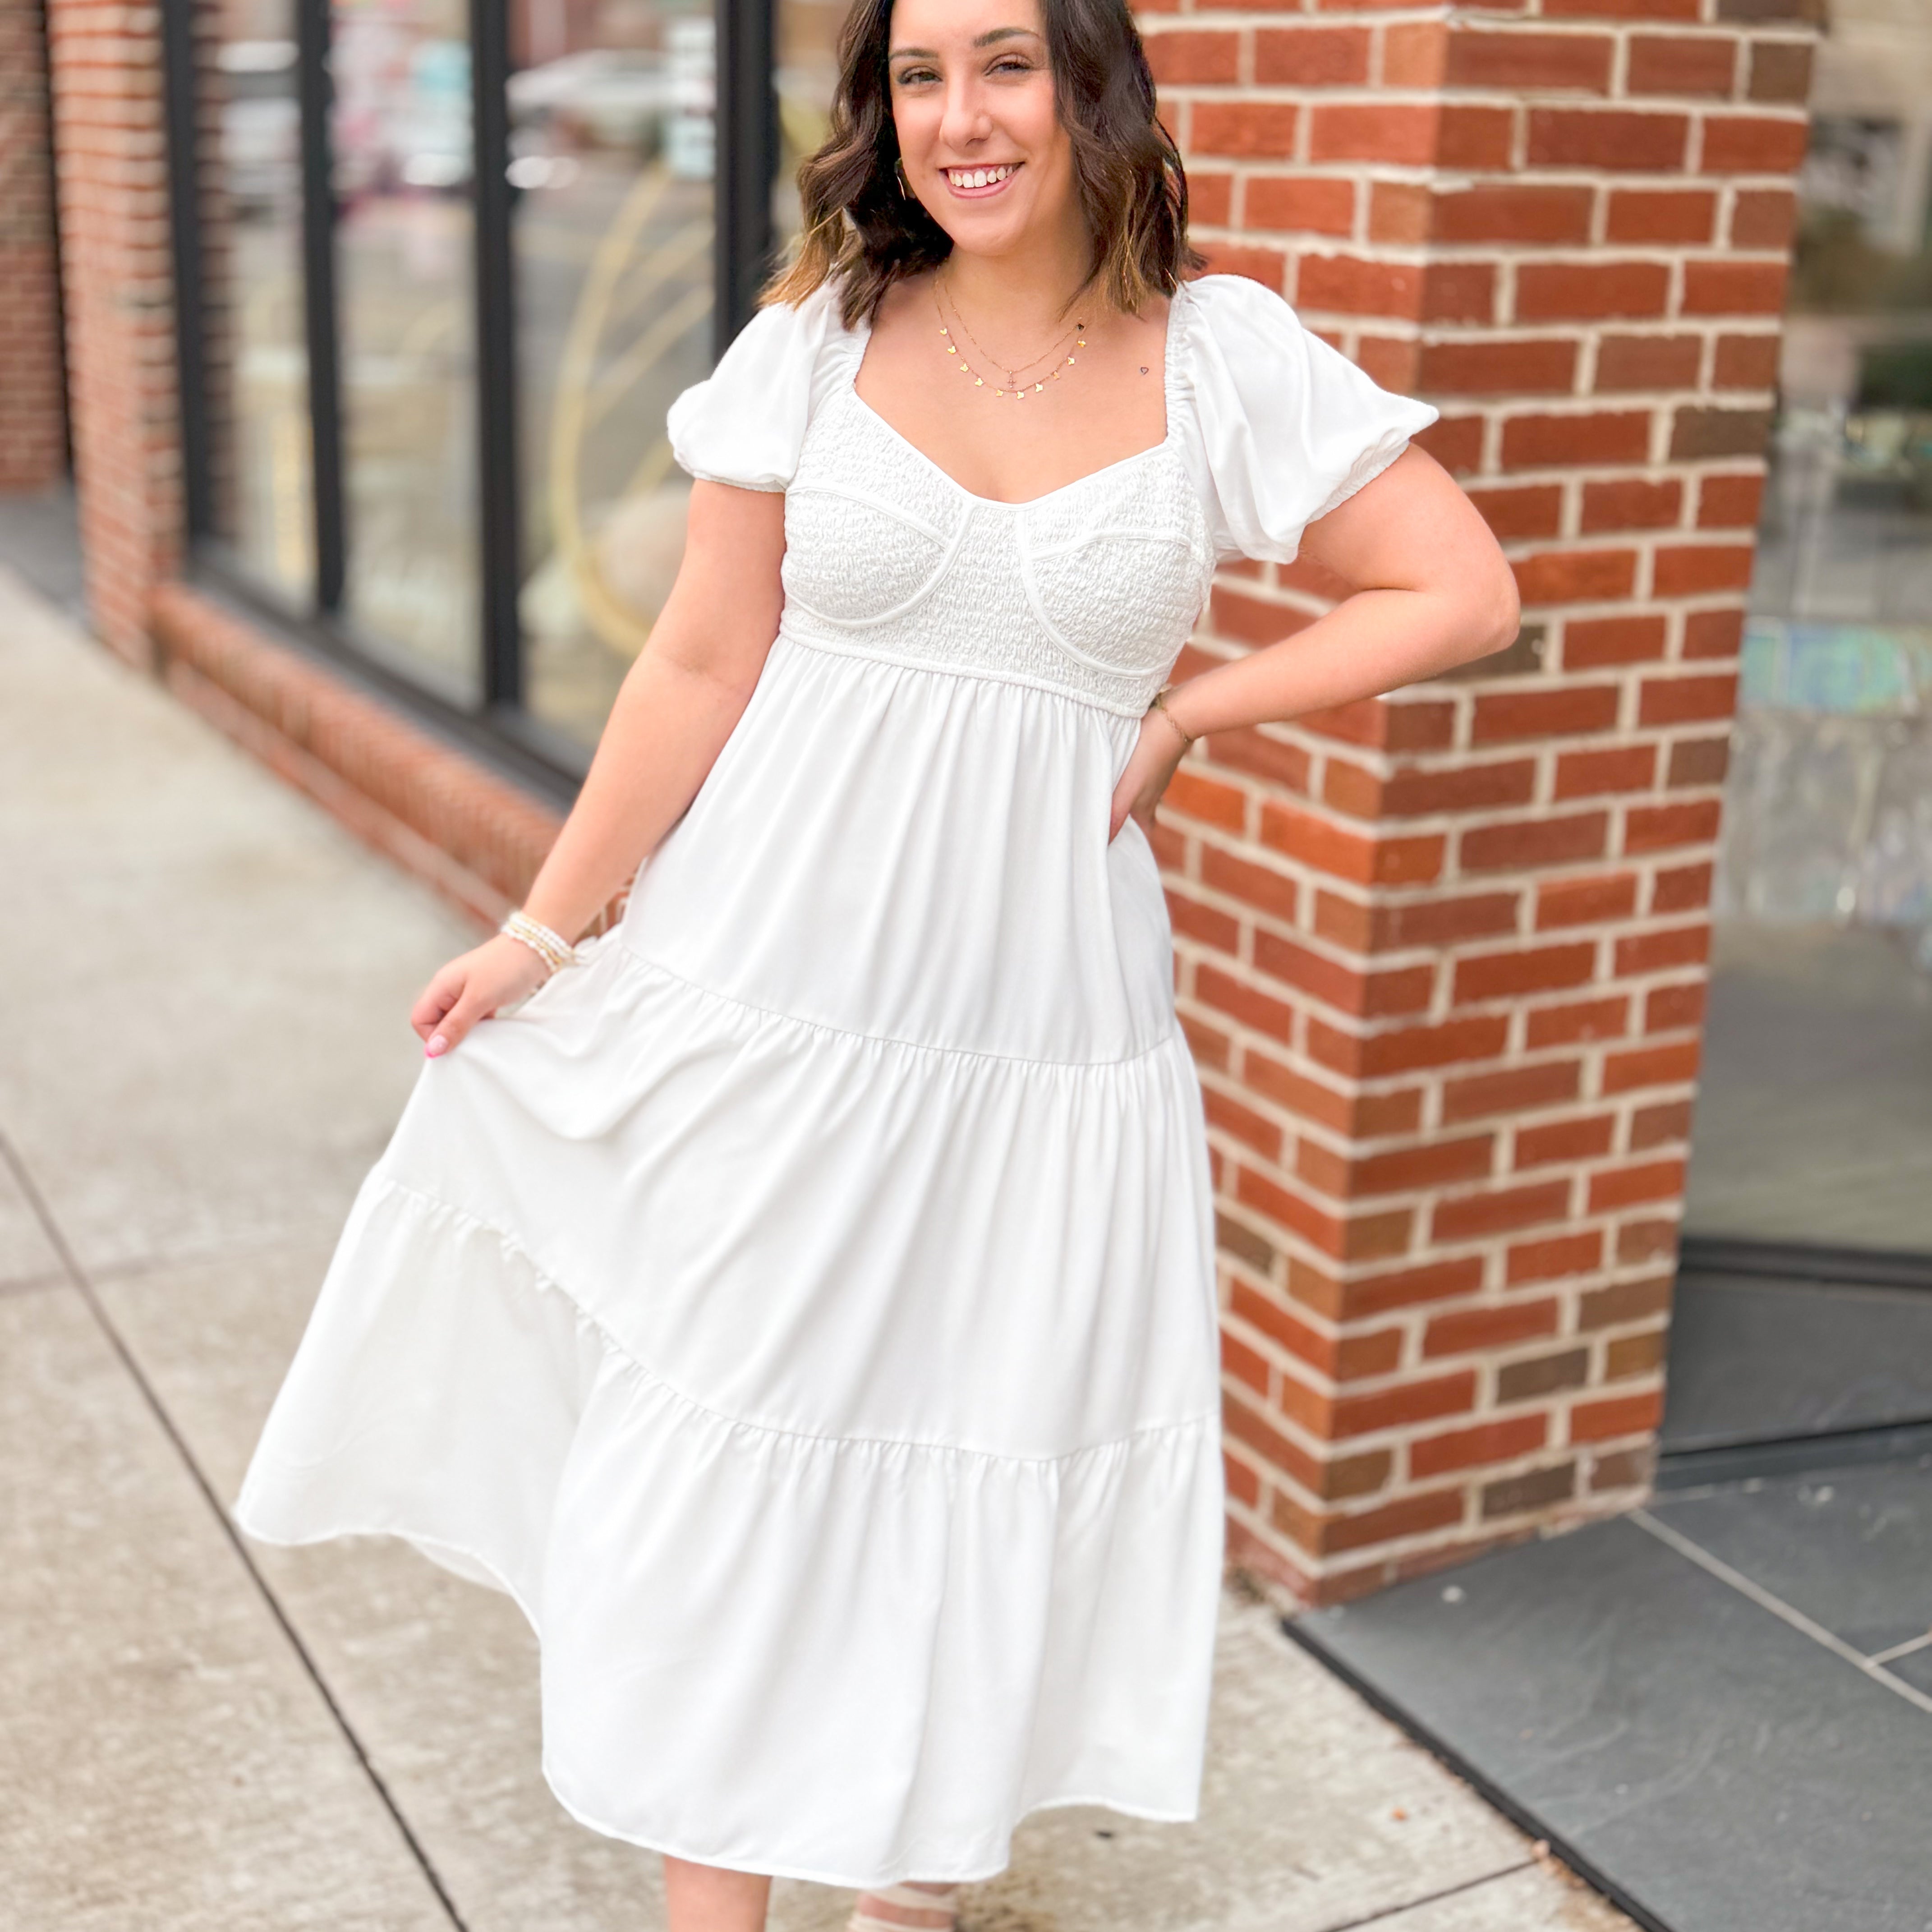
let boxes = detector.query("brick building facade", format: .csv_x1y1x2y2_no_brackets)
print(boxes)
0,0,66,494
1137,0,1815,1601
7,0,1820,1605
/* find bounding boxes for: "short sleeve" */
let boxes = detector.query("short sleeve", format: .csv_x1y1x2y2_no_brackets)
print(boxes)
664,279,853,492
1176,273,1440,565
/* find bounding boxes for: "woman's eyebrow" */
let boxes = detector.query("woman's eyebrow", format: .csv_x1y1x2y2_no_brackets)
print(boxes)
889,28,1044,57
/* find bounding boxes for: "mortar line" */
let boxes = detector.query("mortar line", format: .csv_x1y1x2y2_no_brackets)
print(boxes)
1632,1509,1932,1718
0,1127,471,1932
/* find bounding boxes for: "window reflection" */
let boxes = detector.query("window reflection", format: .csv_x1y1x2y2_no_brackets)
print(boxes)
1723,0,1932,946
1697,0,1932,1252
773,0,845,249
333,0,482,701
202,4,312,601
511,0,717,749
191,0,851,741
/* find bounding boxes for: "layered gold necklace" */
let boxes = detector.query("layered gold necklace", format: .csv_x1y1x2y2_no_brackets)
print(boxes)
934,269,1087,401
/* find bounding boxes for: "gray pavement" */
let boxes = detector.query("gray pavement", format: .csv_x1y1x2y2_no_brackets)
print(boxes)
0,566,1635,1932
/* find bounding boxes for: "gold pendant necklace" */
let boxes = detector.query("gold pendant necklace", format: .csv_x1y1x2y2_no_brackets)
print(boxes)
934,274,1086,401
940,272,1082,385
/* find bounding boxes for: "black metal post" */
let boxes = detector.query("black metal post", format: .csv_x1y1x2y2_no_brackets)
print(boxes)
714,0,777,358
160,0,211,542
297,0,346,612
471,0,524,713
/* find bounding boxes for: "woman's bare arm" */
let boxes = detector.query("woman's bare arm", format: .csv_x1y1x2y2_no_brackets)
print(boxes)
413,481,786,1053
1110,446,1518,837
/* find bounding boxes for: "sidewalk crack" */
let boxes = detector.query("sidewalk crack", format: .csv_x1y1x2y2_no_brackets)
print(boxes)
1311,1859,1535,1931
0,1127,471,1931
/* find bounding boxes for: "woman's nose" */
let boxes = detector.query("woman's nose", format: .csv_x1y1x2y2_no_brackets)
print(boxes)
938,78,993,152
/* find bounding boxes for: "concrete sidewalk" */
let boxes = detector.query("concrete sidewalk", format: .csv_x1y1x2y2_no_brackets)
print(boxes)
0,568,1633,1932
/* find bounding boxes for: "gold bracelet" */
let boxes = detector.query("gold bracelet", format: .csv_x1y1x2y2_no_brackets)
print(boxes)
1149,685,1194,753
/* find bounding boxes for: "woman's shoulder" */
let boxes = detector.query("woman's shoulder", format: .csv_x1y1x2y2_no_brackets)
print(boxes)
728,275,866,381
1166,271,1440,564
665,275,866,493
1168,271,1327,384
1168,268,1436,430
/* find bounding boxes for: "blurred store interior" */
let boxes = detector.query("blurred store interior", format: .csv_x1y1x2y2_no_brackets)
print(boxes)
1669,0,1932,1466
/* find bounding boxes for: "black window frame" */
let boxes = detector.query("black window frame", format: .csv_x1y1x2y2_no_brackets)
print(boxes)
162,0,778,795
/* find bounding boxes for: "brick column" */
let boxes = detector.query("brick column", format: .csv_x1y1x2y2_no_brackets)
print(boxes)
0,0,67,491
46,0,181,661
1143,0,1816,1603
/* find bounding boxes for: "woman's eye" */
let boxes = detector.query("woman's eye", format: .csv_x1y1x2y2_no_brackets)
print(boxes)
893,65,938,86
992,56,1034,75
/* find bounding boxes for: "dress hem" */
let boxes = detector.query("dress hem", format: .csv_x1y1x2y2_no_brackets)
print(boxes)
231,1509,1203,1890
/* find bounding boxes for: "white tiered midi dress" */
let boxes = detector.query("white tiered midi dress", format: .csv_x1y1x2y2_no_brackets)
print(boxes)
235,270,1437,1887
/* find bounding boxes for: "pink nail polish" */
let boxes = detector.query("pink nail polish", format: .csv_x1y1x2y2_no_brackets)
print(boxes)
426,1034,447,1058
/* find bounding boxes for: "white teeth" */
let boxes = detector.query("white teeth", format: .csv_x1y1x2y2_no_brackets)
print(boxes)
949,164,1013,189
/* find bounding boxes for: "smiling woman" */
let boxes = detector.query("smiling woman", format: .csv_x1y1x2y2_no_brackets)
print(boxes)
768,0,1196,336
231,0,1516,1928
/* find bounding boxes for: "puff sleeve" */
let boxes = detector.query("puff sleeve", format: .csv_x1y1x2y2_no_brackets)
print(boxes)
1176,274,1439,566
664,279,852,492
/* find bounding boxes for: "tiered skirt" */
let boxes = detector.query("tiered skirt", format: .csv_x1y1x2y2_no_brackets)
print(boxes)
237,633,1225,1885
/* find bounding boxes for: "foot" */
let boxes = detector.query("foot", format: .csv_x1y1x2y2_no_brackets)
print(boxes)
847,1881,960,1932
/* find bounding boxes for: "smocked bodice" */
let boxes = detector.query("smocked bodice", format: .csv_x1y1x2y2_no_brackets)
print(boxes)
777,386,1218,717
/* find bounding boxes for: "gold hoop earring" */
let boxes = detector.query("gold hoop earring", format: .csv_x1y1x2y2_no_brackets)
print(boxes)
894,157,914,202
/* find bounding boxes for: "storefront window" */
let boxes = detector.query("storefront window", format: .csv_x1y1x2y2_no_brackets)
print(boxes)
201,3,312,601
171,0,836,758
1697,0,1932,1253
332,0,482,702
511,0,717,749
773,0,843,248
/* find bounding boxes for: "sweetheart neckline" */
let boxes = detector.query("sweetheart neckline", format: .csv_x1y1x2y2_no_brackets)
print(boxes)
841,281,1187,511
842,389,1180,511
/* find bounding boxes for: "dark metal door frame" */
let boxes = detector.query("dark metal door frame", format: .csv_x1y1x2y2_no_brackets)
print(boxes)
471,0,524,713
715,0,777,359
297,0,346,614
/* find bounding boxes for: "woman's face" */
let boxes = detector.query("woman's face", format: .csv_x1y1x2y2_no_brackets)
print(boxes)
885,0,1078,258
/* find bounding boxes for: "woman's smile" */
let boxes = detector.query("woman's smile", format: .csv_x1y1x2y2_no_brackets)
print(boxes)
941,161,1022,198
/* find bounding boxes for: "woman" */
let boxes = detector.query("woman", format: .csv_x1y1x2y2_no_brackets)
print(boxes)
236,0,1518,1925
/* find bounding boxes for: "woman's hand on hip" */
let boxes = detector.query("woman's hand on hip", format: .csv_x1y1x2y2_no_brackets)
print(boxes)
1108,709,1188,843
412,935,553,1058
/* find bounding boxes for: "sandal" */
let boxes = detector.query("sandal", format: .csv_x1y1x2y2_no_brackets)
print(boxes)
847,1881,961,1932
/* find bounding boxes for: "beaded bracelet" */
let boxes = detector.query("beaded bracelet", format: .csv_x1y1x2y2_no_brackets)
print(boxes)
499,908,580,976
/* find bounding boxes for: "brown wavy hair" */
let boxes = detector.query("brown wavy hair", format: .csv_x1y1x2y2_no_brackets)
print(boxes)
762,0,1204,328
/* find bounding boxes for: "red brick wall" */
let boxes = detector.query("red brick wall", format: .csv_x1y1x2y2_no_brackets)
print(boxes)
0,0,66,491
1141,0,1816,1603
152,582,566,930
46,0,182,660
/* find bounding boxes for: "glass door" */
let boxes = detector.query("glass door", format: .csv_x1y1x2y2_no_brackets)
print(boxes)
1669,0,1932,1458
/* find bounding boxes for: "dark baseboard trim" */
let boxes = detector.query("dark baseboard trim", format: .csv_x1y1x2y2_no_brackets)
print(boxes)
1678,1233,1932,1295
1655,1417,1932,1490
